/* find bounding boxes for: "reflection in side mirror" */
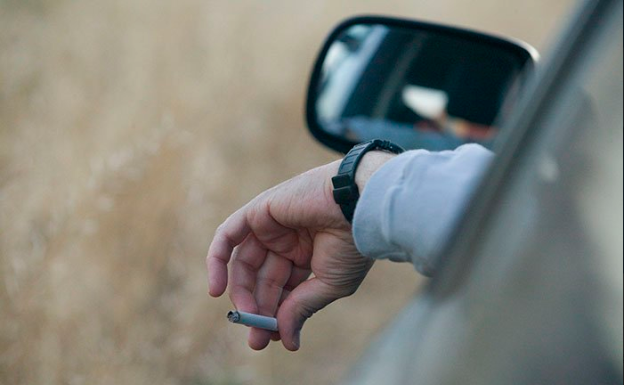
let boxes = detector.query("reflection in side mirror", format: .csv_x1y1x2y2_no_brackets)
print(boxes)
306,17,538,153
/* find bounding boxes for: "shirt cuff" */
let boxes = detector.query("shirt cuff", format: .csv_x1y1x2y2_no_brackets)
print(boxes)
352,152,432,270
351,144,493,276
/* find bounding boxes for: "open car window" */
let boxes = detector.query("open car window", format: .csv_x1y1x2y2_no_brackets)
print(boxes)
343,0,622,383
423,0,623,382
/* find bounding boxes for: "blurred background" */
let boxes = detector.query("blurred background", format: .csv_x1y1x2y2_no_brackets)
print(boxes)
0,1,575,384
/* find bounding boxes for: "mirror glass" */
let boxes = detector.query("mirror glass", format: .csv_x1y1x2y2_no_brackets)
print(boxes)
312,23,532,152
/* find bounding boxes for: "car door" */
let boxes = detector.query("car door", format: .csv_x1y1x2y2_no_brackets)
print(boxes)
342,0,623,383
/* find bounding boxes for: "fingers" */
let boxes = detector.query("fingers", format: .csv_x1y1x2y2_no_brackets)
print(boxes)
206,188,311,298
276,278,342,351
251,267,310,345
255,267,310,347
276,266,312,310
206,209,252,297
248,252,292,350
229,234,268,314
284,266,312,292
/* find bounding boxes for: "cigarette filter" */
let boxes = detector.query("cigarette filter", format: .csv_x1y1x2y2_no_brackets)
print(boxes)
227,310,278,332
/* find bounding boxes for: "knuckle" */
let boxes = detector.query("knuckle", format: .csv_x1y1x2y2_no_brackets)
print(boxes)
215,222,227,235
246,200,268,228
297,302,317,320
257,275,282,290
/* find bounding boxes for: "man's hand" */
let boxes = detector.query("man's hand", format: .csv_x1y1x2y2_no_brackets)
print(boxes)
206,152,394,351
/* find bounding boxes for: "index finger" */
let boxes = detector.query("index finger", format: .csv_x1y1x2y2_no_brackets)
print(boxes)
207,208,252,297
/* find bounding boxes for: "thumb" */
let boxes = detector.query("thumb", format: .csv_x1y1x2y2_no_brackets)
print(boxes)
276,277,345,351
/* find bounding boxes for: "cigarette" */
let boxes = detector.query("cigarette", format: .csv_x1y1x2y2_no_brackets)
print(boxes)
227,310,278,332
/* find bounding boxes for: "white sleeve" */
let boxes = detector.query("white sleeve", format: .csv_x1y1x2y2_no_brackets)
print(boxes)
352,144,494,276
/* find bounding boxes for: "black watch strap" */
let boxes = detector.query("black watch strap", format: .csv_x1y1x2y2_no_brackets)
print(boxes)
331,139,405,223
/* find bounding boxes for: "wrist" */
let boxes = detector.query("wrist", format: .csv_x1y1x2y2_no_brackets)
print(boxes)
324,151,396,226
330,140,404,224
354,151,397,192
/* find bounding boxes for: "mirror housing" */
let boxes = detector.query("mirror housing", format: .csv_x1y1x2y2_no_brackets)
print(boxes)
306,16,538,154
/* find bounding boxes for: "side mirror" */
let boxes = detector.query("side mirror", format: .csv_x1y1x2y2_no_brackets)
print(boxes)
306,16,538,153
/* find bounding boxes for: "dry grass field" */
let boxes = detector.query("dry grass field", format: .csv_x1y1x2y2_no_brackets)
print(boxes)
1,1,574,384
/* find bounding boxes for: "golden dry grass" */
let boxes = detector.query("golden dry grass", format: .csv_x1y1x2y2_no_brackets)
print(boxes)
1,1,573,384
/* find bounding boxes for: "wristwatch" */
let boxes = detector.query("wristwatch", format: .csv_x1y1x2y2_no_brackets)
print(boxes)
331,139,404,223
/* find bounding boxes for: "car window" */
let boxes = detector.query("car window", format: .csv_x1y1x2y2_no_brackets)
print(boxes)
341,1,622,383
415,0,623,383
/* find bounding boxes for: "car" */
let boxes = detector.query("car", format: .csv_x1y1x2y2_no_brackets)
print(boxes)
303,0,622,383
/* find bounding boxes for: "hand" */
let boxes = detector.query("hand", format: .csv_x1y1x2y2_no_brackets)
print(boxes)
206,152,394,351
